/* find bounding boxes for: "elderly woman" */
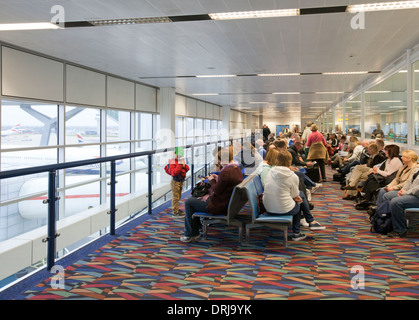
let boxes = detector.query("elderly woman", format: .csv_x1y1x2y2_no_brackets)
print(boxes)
374,150,419,206
306,124,328,182
381,169,419,238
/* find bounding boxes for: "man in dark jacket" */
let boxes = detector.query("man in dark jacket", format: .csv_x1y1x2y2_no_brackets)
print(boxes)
288,141,313,167
262,124,271,142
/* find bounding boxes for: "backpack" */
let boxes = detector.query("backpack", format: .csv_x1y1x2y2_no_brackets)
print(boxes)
370,200,393,234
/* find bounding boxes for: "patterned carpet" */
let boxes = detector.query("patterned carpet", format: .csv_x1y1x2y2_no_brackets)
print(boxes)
5,167,419,300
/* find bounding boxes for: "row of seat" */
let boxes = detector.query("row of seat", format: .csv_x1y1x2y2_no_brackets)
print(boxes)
192,174,293,247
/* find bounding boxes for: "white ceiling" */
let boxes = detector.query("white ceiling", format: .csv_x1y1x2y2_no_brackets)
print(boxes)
0,0,418,121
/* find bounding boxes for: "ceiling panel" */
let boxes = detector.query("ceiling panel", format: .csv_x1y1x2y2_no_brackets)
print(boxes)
0,0,418,122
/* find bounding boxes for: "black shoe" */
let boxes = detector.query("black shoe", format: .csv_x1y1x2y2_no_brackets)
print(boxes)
309,203,314,210
387,231,407,238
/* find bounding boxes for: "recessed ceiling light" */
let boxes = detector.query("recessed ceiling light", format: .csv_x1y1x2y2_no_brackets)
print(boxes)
322,71,368,75
209,9,300,20
0,22,61,31
347,1,419,13
89,17,172,25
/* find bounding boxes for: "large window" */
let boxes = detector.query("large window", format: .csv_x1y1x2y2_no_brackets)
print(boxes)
0,99,159,242
413,61,419,145
334,105,343,134
365,70,407,143
346,95,361,137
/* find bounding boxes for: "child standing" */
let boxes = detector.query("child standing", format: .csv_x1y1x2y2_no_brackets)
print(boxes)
164,147,189,217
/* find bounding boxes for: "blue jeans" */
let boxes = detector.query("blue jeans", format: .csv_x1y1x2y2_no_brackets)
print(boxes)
184,196,210,237
376,187,387,205
382,191,419,234
270,191,314,234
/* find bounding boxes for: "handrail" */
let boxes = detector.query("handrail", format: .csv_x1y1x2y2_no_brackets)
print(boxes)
0,137,244,271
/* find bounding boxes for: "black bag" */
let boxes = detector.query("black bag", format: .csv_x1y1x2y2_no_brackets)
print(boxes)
191,182,211,197
306,165,321,183
257,193,267,215
370,200,393,234
333,173,342,182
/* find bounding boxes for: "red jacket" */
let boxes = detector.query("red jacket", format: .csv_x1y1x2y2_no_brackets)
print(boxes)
164,158,189,180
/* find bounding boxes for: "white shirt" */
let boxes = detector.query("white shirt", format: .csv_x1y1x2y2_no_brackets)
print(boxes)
376,157,403,177
263,166,299,214
347,145,364,162
301,127,312,143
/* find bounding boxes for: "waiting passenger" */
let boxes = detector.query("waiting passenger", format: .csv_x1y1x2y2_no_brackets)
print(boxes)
374,150,419,206
180,147,243,243
380,169,419,238
262,151,325,242
306,124,328,182
342,143,386,200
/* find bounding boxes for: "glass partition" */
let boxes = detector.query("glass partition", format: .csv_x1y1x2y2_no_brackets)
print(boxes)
346,95,361,137
413,60,419,146
334,105,343,134
365,70,407,143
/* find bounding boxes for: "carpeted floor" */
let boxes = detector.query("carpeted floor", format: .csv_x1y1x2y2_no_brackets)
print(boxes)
4,167,419,300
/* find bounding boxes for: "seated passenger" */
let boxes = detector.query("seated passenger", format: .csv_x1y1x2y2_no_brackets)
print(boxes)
262,151,325,242
338,139,369,175
354,145,403,208
374,150,419,205
342,143,386,200
180,147,243,243
380,169,419,238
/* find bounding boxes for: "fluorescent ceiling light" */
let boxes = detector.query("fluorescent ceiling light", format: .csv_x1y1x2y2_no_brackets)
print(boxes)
196,74,237,78
378,100,402,103
347,1,419,13
280,102,301,104
209,9,299,20
90,17,172,25
311,101,333,103
257,73,300,76
322,71,368,75
365,90,391,93
0,22,61,31
272,92,300,95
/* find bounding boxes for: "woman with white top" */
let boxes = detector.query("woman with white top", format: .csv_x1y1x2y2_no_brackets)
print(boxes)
262,151,325,241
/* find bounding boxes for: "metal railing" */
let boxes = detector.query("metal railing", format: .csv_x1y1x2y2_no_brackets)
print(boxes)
0,137,245,272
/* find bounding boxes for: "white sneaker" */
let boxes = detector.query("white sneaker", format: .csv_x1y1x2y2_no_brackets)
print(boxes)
311,183,322,194
306,190,312,201
180,234,200,243
300,218,309,228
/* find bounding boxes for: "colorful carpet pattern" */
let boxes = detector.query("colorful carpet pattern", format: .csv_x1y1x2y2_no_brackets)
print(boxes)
9,168,419,300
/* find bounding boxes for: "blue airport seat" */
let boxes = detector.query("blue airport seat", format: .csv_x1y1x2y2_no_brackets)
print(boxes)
192,176,253,242
244,180,292,247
